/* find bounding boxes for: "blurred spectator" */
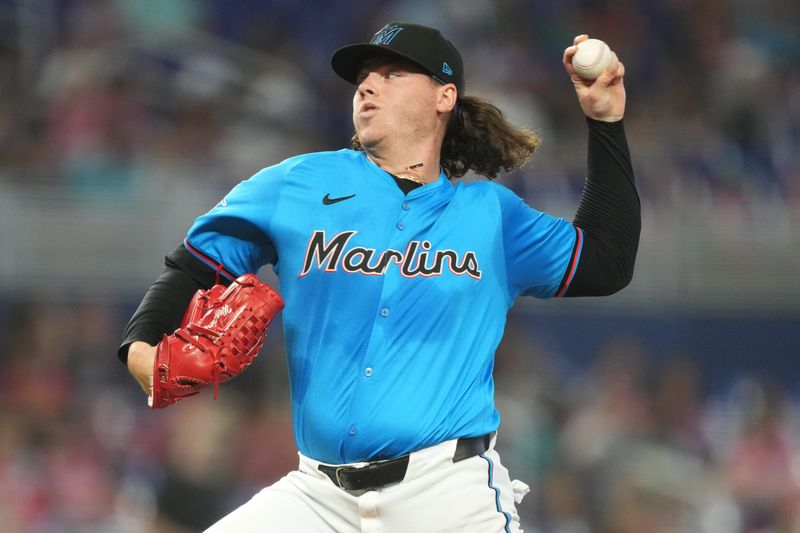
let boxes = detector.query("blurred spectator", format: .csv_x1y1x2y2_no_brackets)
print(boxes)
725,379,800,531
648,355,710,460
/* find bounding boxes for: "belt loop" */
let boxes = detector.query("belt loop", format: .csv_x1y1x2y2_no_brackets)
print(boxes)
334,467,347,489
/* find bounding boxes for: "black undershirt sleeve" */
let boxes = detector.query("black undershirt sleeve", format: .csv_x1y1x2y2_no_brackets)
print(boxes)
559,117,641,297
117,244,230,365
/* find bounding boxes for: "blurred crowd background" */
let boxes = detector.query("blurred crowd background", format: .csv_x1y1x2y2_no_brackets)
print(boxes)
0,0,798,532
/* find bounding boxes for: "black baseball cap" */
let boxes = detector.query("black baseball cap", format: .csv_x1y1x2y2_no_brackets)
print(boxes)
331,22,465,94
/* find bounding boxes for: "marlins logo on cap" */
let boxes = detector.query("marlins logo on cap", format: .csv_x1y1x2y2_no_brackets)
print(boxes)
371,24,404,46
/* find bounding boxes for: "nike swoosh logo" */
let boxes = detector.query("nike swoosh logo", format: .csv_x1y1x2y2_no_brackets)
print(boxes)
322,193,356,205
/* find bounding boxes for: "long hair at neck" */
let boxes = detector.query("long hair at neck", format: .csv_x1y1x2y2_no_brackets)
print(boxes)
351,94,541,179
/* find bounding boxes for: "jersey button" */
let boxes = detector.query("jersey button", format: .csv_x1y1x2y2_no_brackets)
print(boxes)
380,307,389,318
402,202,410,210
347,425,357,436
396,220,405,230
364,367,373,377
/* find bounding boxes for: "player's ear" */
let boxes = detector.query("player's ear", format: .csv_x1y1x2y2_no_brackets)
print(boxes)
436,84,457,113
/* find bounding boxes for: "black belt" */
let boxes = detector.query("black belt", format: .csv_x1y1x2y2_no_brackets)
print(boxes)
318,433,494,491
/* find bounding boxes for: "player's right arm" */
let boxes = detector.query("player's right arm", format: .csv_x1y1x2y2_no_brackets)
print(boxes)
501,37,638,299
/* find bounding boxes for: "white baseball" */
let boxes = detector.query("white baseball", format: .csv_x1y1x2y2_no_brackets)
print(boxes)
571,38,613,80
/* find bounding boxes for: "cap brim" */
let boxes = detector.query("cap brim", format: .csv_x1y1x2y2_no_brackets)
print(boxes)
331,44,433,85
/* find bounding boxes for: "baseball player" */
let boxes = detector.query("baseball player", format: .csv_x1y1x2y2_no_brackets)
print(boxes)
120,23,639,532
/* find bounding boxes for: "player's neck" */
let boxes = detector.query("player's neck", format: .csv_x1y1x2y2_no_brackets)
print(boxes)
364,140,442,184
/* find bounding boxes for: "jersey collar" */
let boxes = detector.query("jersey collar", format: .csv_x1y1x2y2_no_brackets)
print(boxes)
360,151,451,197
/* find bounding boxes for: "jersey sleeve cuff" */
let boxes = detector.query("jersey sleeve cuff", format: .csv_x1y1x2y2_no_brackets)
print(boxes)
183,239,239,282
554,226,583,298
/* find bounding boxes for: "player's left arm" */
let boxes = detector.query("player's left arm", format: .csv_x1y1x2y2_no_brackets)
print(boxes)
558,35,640,297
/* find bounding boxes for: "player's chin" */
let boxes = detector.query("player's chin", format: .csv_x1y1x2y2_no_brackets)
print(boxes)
355,126,383,150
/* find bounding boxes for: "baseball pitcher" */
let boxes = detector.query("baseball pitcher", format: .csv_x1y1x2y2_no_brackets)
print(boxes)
120,22,639,532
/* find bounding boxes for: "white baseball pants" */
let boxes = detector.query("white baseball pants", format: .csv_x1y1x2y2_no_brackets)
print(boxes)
205,435,529,532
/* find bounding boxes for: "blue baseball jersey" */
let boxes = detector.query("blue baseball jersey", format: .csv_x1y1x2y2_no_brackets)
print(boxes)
185,149,582,464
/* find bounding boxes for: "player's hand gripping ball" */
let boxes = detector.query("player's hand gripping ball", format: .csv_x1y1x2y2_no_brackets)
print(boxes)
571,38,614,80
150,273,284,409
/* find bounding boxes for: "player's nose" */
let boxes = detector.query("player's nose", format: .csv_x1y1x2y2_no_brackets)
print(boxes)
357,72,379,97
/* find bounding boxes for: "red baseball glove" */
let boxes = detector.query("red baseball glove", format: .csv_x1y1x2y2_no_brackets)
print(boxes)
150,273,284,409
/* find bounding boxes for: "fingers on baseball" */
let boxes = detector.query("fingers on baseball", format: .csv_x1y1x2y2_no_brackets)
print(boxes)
609,60,625,85
563,35,588,64
597,53,624,87
562,45,577,71
573,34,589,46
